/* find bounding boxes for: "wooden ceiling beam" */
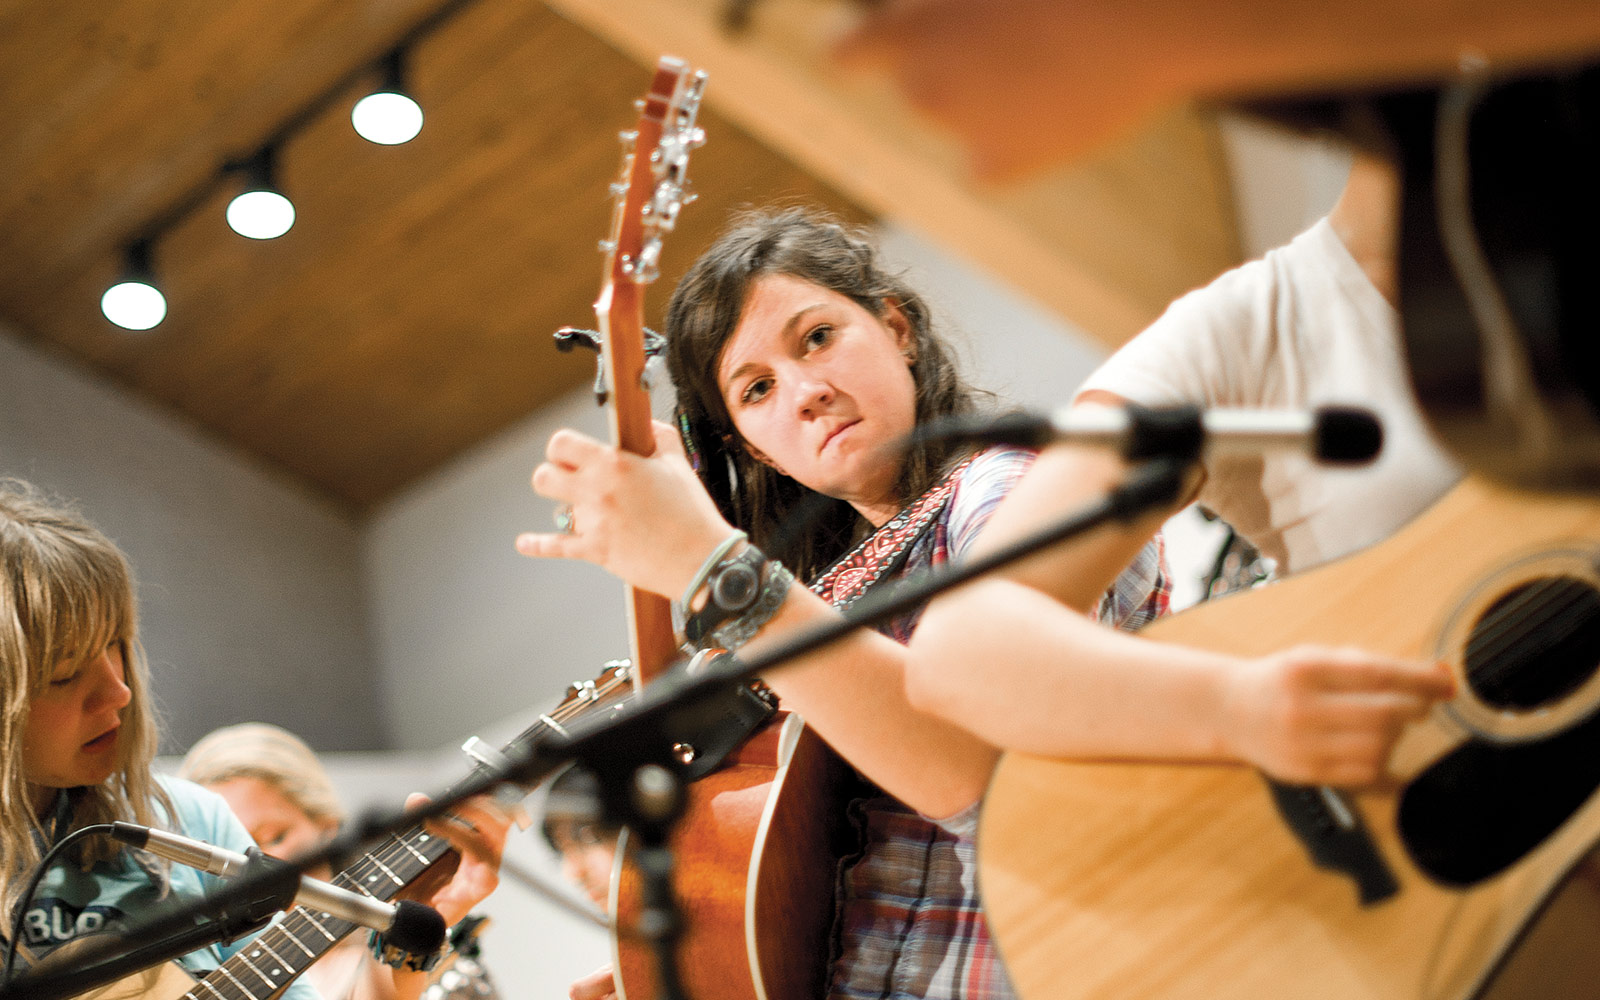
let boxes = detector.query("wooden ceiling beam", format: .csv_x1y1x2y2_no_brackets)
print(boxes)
538,0,1242,349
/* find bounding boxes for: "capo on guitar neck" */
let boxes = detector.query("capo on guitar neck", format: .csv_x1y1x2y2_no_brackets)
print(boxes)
552,325,667,406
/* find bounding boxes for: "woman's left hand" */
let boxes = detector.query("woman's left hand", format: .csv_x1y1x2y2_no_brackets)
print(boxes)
401,792,508,927
516,420,737,598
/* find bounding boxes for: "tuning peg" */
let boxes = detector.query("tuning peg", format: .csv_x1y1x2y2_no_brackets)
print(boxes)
683,127,706,149
618,129,638,149
597,238,617,254
553,326,603,354
609,181,628,198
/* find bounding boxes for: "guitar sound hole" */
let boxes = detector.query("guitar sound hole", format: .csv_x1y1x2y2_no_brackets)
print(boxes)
1464,575,1600,711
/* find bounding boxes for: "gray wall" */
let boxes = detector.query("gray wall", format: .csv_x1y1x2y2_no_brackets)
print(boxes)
0,328,384,751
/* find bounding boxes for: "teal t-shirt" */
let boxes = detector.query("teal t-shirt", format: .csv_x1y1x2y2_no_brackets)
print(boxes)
21,776,322,1000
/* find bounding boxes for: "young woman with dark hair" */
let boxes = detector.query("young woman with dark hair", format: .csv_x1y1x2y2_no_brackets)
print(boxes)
518,208,1168,999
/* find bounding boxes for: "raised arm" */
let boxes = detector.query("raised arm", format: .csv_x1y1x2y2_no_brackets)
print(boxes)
516,420,998,820
908,432,1449,785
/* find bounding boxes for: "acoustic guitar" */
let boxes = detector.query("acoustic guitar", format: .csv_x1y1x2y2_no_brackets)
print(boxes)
566,57,846,1000
979,474,1600,999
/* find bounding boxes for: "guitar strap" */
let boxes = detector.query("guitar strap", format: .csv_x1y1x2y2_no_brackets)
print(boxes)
808,457,974,610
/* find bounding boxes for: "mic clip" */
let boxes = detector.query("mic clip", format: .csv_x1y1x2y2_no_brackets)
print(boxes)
201,849,303,945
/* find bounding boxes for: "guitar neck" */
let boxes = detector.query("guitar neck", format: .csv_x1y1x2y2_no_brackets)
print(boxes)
593,57,700,686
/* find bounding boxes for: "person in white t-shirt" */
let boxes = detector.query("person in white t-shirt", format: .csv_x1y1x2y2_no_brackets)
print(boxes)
1077,170,1461,574
906,155,1461,785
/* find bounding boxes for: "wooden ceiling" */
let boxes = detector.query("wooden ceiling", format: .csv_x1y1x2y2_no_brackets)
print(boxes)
0,0,1242,511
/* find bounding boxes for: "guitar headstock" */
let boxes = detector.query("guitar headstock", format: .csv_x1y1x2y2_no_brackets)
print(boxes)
608,59,707,286
560,57,706,443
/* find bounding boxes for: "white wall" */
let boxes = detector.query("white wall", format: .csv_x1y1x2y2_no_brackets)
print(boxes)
0,328,384,751
1217,111,1353,260
362,387,633,756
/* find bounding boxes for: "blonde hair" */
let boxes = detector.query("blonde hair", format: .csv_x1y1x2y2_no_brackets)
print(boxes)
0,479,171,917
178,723,345,827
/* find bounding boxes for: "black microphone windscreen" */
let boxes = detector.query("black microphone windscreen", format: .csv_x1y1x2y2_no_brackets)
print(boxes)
1314,407,1384,464
385,899,448,955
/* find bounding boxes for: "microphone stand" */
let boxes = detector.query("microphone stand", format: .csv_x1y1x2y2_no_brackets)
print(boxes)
0,456,1190,1000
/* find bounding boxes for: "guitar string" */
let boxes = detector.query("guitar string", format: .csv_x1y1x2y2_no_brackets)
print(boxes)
1472,588,1600,678
1463,586,1594,705
1461,576,1600,694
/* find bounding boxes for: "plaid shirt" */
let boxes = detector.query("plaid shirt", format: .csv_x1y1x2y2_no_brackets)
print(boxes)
811,446,1171,1000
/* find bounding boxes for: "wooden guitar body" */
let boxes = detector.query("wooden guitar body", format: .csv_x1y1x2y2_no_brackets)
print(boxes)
612,713,848,1000
980,476,1600,1000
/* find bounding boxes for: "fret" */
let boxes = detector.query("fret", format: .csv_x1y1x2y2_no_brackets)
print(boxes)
252,940,292,976
368,854,403,887
300,912,338,942
397,836,430,866
346,876,378,897
213,963,261,1000
234,951,279,992
190,976,230,1000
278,925,317,958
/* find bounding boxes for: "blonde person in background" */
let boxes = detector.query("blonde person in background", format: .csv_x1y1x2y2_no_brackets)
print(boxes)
179,723,506,1000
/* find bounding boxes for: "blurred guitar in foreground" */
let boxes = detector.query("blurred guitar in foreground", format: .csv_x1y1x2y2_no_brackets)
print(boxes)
981,474,1600,999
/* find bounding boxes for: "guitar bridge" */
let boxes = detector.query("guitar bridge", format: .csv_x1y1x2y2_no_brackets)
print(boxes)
1268,780,1400,905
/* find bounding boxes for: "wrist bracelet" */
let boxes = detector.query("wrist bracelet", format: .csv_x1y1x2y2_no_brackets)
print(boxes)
369,929,445,973
680,529,748,611
709,560,794,651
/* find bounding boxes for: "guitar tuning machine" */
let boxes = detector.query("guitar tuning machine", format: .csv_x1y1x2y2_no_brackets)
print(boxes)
551,326,667,404
617,129,637,149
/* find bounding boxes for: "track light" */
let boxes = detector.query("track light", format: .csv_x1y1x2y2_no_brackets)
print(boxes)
101,241,167,331
225,148,295,240
352,50,424,145
99,0,479,330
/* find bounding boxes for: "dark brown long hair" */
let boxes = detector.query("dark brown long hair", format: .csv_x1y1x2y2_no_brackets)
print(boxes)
666,208,984,581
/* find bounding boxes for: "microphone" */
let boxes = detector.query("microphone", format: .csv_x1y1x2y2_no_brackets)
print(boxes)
924,404,1383,465
110,823,447,954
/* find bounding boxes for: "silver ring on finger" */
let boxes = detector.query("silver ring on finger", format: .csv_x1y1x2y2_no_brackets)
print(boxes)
554,503,576,534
